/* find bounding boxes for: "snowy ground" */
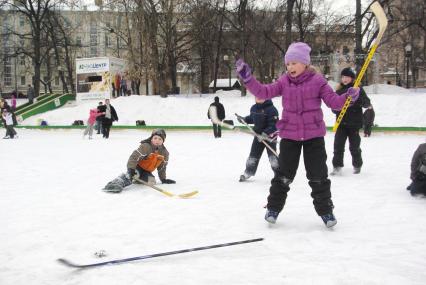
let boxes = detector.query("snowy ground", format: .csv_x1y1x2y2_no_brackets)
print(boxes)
1,129,426,285
20,84,426,128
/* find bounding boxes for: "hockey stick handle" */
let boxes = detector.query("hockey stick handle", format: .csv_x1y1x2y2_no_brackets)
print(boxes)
235,113,279,157
58,238,264,269
134,177,175,197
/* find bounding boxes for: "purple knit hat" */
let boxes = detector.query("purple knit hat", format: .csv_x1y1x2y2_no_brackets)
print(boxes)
284,42,311,65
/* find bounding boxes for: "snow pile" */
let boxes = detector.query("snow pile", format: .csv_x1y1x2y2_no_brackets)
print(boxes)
363,83,412,94
21,86,426,127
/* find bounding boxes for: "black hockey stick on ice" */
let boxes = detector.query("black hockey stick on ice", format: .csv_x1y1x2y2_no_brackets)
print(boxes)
57,238,263,269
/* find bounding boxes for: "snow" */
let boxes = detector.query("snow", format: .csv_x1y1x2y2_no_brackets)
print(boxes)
21,84,426,128
2,86,426,284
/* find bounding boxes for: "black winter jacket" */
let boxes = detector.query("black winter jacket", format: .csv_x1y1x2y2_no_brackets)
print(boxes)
208,102,225,121
244,100,279,135
333,83,371,128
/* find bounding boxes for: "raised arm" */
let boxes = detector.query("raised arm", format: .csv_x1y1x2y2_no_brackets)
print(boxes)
235,59,283,100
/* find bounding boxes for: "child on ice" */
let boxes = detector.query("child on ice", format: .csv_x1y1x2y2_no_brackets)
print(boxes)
331,67,371,175
238,97,279,182
83,108,104,139
103,129,176,193
2,109,17,139
235,42,360,227
407,142,426,196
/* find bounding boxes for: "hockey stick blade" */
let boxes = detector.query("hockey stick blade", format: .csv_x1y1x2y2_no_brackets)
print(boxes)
208,105,235,129
57,238,264,269
134,177,198,198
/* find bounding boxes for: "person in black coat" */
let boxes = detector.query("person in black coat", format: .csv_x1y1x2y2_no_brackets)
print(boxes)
331,67,371,175
407,142,426,196
207,96,225,138
98,99,118,139
363,105,375,137
238,98,279,182
95,101,104,135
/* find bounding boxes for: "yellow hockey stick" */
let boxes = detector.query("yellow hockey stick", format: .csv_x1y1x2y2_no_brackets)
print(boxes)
333,2,388,132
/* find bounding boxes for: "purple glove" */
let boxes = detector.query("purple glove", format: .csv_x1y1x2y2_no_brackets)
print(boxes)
235,59,252,83
269,131,279,142
346,87,360,105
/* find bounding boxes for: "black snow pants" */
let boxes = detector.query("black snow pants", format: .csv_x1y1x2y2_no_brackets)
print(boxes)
267,137,334,216
244,137,279,176
212,123,222,138
332,126,363,168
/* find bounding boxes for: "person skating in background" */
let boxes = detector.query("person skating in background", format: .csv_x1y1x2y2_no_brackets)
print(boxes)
10,92,16,111
95,101,104,134
103,129,176,193
235,42,360,227
2,109,17,139
238,97,279,182
27,84,34,104
207,96,225,138
120,76,127,96
407,142,426,196
363,105,375,137
83,108,105,139
99,99,118,139
331,67,371,175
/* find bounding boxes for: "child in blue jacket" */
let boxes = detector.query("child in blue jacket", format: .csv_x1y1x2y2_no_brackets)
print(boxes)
238,98,279,182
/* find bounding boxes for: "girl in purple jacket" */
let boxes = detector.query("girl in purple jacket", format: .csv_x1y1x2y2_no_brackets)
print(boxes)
236,42,360,228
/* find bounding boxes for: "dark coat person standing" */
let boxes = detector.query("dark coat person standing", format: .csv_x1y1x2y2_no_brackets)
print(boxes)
96,101,104,134
331,67,371,175
407,143,426,196
27,84,34,104
99,99,118,139
207,96,225,138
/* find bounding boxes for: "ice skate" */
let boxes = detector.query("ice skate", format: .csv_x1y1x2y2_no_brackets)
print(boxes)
330,167,342,176
321,213,337,228
353,167,361,174
239,174,251,182
264,209,280,224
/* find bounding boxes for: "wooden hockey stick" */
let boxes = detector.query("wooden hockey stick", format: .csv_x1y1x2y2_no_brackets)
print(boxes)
332,2,388,132
208,106,279,157
133,177,198,198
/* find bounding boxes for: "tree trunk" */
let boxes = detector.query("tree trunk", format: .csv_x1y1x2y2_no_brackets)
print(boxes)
286,0,296,49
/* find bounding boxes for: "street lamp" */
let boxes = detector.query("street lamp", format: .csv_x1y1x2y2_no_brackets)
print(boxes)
223,55,231,88
405,43,412,88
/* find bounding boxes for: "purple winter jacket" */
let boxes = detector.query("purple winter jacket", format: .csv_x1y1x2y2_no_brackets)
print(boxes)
245,69,348,141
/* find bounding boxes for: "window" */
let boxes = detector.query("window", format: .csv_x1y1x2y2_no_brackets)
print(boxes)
20,76,26,86
19,17,25,27
4,77,12,86
4,62,12,86
55,76,59,86
343,46,350,55
105,35,110,47
90,46,97,57
20,56,25,65
76,36,82,46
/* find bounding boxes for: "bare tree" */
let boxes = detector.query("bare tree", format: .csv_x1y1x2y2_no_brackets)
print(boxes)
3,0,59,97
